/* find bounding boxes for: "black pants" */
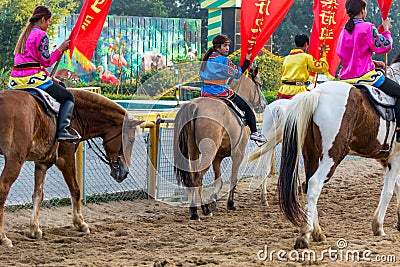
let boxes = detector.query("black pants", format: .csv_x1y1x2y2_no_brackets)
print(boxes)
378,77,400,128
44,82,75,103
229,93,257,132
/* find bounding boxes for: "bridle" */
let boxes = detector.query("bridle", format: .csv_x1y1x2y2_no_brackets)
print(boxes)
74,107,124,170
235,73,265,111
86,132,124,170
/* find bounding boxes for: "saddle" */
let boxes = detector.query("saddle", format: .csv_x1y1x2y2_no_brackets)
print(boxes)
223,99,247,126
355,84,395,121
19,88,60,116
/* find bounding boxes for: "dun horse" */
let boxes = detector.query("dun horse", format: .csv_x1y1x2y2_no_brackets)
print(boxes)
174,70,266,220
278,79,400,249
0,89,143,247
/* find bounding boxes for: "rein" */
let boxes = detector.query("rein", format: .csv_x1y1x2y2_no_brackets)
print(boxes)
75,107,123,167
86,133,123,168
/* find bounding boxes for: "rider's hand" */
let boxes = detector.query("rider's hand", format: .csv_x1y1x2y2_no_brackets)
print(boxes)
382,18,391,31
373,60,386,69
245,52,252,61
58,40,71,53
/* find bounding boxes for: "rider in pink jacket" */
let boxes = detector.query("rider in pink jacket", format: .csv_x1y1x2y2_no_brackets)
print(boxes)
336,0,400,142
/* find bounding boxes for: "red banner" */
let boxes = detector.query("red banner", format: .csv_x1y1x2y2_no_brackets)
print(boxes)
377,0,392,32
68,0,113,70
240,0,295,65
308,0,347,78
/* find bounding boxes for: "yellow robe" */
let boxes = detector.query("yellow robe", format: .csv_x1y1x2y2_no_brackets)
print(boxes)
278,49,329,98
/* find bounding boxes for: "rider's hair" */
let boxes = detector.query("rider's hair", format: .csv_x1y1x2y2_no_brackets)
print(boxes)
14,6,52,55
344,0,367,34
294,34,309,47
200,34,231,71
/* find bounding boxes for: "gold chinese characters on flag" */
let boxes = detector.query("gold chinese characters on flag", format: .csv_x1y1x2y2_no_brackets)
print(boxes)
240,0,294,65
308,0,347,78
68,0,113,70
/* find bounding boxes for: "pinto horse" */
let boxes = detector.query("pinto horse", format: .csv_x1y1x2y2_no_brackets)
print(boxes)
0,89,143,247
278,79,400,249
174,70,266,220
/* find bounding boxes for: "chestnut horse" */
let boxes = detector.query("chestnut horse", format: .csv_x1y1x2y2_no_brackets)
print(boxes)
278,80,400,249
0,89,143,247
174,70,266,220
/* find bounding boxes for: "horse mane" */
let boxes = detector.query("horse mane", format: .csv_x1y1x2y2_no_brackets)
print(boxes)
69,89,126,118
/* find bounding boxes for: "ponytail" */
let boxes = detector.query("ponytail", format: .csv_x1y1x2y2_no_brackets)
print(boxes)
14,22,34,55
344,17,355,34
200,48,214,71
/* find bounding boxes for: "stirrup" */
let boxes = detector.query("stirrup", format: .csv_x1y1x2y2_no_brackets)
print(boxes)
58,128,81,142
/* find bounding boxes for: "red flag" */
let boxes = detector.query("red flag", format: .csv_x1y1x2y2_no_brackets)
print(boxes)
240,0,295,65
68,0,113,70
308,0,347,78
377,0,392,33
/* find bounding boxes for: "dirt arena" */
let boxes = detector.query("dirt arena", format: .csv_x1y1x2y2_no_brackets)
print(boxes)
1,158,400,266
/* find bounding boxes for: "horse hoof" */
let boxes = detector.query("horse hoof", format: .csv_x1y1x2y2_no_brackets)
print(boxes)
313,232,326,242
28,230,43,239
1,238,13,247
227,200,236,211
373,229,385,236
190,214,200,221
294,237,309,249
260,199,269,207
80,225,90,234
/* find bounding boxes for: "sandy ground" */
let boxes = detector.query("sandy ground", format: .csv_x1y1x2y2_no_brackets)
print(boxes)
1,158,400,266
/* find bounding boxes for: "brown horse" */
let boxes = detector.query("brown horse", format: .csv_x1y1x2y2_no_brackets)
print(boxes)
0,89,143,247
173,70,266,220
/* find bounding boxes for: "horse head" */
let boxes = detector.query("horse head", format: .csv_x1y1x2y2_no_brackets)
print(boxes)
229,67,266,113
101,114,143,183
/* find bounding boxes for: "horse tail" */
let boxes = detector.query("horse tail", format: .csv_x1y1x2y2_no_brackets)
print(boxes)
174,102,198,188
247,102,286,163
278,91,319,227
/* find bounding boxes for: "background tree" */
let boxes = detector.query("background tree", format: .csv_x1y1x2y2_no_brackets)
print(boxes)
0,0,77,69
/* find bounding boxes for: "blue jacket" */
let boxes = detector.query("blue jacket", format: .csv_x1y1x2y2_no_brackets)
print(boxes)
200,52,243,95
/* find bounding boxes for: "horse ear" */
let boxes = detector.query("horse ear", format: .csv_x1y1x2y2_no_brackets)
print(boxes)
253,67,259,78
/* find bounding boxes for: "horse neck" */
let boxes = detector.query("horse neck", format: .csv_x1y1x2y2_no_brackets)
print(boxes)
231,76,257,104
74,97,125,138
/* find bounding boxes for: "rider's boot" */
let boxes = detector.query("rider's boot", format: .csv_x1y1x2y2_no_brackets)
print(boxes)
57,100,81,142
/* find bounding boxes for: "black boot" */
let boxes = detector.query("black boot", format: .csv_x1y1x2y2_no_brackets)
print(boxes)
397,128,400,143
57,101,81,141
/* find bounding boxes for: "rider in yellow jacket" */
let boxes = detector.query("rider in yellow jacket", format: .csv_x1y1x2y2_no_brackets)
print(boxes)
277,34,329,99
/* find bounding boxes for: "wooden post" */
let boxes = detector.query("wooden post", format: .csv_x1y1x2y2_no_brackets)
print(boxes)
141,122,160,199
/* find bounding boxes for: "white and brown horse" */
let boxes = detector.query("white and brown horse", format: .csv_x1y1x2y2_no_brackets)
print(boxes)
174,70,266,220
278,79,400,249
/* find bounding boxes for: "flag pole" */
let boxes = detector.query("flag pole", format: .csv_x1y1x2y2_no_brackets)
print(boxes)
50,52,64,77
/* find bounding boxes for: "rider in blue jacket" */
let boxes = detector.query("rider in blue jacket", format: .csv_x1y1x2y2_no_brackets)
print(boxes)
199,34,266,143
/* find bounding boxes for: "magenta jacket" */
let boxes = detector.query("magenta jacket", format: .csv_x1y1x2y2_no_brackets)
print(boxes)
336,19,392,79
11,26,61,77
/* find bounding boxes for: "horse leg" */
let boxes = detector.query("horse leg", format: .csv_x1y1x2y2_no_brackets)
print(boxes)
295,163,331,249
372,167,398,236
0,159,25,247
209,156,223,212
259,150,274,206
188,186,200,221
227,154,244,211
56,147,89,233
394,175,400,231
29,162,52,239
